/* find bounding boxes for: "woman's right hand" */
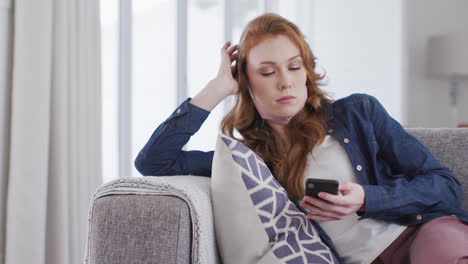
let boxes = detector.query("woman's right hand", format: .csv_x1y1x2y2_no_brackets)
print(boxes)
214,41,239,96
190,41,239,111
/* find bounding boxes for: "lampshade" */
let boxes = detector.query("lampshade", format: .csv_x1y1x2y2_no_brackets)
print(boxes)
426,34,468,79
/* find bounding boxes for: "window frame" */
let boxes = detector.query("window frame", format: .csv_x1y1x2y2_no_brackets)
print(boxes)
113,0,303,178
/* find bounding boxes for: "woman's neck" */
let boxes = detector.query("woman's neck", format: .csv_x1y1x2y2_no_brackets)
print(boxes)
268,122,291,153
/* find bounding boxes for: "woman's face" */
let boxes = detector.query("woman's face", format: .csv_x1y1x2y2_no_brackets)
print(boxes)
246,34,308,125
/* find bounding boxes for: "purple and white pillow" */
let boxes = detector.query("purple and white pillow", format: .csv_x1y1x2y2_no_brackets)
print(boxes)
211,134,338,264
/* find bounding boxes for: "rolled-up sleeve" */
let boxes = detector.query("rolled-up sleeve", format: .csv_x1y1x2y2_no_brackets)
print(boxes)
134,98,214,177
360,95,462,222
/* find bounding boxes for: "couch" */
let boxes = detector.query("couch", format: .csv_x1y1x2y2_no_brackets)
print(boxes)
84,128,468,264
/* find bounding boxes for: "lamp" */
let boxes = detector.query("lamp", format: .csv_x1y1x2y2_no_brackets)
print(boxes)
426,34,468,127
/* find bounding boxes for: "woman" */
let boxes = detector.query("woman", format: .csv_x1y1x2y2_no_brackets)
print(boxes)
135,13,468,263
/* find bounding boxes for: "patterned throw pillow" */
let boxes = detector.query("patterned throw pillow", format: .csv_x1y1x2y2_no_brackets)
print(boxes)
211,134,338,264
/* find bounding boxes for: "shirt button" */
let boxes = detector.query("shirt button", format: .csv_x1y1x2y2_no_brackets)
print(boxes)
176,108,181,114
343,138,350,144
416,215,422,221
356,165,362,171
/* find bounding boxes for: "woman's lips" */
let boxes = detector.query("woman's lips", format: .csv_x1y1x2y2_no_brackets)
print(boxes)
277,96,295,104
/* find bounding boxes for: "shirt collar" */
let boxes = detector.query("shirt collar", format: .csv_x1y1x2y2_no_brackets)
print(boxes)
321,100,335,122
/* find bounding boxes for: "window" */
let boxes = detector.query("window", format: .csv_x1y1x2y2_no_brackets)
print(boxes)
100,0,308,181
100,0,118,183
132,0,176,177
186,0,223,151
232,0,261,41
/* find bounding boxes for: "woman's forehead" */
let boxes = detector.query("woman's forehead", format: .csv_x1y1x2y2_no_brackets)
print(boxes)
247,35,301,65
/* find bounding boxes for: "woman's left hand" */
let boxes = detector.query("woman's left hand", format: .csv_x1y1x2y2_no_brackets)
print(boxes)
300,181,366,221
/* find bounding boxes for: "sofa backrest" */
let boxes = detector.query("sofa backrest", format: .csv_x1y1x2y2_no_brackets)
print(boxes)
407,128,468,211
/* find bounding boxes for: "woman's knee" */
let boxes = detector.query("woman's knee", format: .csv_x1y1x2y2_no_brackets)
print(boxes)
410,216,468,264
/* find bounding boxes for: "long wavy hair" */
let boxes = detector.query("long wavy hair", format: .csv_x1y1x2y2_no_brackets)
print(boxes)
221,13,330,200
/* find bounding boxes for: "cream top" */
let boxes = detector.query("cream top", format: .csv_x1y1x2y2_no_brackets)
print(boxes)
304,135,407,264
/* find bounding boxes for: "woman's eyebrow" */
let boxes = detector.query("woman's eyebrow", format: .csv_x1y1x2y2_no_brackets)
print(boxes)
259,55,301,65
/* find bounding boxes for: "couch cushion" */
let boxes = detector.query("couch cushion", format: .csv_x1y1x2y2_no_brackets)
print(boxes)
407,128,468,210
211,134,339,264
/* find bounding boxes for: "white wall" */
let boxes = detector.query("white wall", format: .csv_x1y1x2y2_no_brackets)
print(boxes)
405,0,468,127
310,0,404,122
0,0,12,262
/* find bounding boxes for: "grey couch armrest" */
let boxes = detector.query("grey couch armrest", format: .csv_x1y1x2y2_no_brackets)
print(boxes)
87,194,191,264
85,176,220,264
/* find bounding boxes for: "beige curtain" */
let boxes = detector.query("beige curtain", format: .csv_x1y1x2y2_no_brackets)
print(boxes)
4,0,102,263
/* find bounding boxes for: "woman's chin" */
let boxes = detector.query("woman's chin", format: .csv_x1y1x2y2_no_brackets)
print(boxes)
258,107,303,125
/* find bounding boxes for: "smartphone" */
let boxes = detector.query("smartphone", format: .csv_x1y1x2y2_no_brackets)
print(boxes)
305,179,339,199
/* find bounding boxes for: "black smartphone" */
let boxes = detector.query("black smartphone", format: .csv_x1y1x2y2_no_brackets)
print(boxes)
305,179,339,199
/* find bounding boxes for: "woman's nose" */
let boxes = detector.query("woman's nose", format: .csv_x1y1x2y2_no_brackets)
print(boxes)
278,71,293,90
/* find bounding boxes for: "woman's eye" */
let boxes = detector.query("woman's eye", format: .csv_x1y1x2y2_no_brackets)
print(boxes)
290,66,301,71
261,72,274,76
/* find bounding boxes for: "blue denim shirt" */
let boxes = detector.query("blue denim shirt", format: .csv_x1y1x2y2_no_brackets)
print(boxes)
135,93,468,258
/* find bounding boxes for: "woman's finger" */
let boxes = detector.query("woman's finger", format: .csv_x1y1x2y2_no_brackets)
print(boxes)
300,200,315,212
310,205,345,219
302,197,349,216
304,196,336,211
306,214,340,221
223,41,231,50
220,42,231,60
301,201,342,220
230,52,238,62
300,200,344,218
227,44,238,55
317,192,347,206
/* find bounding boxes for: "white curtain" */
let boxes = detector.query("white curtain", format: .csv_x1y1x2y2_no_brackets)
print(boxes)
4,0,102,263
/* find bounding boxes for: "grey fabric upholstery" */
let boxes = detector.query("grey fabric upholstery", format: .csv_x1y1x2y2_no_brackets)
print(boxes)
88,195,191,264
86,128,468,263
